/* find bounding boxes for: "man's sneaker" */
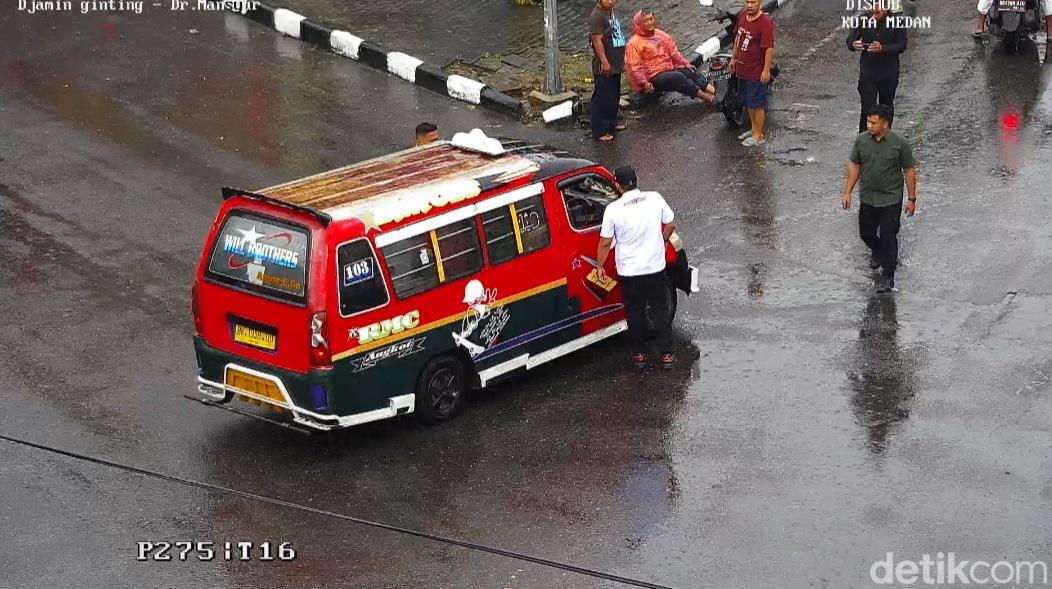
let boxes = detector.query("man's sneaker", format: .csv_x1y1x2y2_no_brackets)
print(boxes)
869,254,882,270
875,277,895,294
633,353,648,370
661,353,675,370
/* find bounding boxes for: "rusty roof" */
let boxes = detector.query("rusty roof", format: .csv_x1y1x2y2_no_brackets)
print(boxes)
258,142,536,214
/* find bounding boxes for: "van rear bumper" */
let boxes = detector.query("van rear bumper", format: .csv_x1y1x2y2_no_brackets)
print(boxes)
193,336,415,431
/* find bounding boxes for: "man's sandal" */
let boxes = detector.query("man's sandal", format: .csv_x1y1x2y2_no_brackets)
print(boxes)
596,133,615,142
738,130,753,141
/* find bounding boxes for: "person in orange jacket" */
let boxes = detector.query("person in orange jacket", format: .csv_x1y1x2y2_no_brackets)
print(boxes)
625,10,717,106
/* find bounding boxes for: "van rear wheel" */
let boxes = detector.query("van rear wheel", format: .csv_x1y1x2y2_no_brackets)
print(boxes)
414,356,466,424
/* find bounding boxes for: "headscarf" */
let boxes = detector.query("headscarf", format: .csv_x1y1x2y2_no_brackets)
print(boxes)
632,10,656,37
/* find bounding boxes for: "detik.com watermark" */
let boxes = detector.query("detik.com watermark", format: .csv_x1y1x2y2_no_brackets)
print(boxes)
871,552,1049,586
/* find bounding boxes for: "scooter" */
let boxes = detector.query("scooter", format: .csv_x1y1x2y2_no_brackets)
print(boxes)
695,10,780,128
986,0,1040,52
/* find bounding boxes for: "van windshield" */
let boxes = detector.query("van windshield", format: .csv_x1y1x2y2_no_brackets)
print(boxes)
205,212,310,304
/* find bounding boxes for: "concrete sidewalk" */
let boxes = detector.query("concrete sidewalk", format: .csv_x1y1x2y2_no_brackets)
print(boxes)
276,0,742,100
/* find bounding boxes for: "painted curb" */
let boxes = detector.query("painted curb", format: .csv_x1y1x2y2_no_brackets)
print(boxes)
230,2,526,119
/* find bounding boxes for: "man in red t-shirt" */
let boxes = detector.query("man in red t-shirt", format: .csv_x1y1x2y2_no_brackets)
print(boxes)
730,0,775,146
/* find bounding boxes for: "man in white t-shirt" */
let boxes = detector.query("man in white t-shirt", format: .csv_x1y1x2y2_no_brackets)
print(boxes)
596,166,678,370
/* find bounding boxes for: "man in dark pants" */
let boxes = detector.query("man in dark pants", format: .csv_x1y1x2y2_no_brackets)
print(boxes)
841,105,918,294
846,7,907,133
596,166,677,369
589,0,627,142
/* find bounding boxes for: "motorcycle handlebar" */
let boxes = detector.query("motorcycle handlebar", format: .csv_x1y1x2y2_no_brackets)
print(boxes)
710,10,736,22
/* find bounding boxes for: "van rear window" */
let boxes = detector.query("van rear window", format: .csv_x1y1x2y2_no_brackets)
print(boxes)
206,212,310,304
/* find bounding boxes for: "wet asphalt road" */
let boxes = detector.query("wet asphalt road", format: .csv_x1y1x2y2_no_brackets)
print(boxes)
2,1,1052,588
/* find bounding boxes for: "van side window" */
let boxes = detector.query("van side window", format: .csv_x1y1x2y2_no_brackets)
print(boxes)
481,194,551,265
560,175,619,231
435,218,484,282
336,239,389,316
382,233,439,299
382,218,483,299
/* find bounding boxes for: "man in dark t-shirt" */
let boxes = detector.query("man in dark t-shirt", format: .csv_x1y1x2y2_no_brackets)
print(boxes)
731,0,775,146
588,0,627,142
840,105,919,294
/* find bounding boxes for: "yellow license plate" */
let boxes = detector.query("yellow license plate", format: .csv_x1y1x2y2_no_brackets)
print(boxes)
225,368,286,405
586,268,618,292
233,324,276,351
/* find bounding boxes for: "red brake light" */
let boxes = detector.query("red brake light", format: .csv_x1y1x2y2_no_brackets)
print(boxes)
191,282,203,335
309,310,331,367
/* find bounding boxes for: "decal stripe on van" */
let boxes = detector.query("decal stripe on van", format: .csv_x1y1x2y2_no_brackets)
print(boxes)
332,277,568,361
474,303,623,362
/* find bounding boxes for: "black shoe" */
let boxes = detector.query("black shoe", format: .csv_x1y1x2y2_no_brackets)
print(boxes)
633,353,648,370
875,277,895,294
868,255,882,270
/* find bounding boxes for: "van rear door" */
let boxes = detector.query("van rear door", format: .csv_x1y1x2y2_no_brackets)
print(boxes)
198,208,320,374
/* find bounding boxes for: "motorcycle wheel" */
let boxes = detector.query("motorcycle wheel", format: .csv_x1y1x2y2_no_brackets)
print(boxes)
722,81,746,128
1003,30,1019,52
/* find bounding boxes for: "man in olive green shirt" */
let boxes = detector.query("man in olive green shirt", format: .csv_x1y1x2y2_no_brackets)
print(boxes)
841,104,918,294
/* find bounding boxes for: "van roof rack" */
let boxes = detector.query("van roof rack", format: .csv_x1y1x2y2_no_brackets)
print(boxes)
227,139,594,226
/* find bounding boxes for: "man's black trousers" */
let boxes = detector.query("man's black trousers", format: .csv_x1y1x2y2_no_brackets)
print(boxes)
858,76,898,132
859,201,902,279
590,73,621,138
620,271,673,356
650,68,710,99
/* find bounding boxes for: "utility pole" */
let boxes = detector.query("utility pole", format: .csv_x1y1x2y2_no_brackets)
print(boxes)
543,0,563,94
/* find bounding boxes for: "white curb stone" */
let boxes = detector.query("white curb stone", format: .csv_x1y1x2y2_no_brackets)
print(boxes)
387,52,424,83
273,8,305,39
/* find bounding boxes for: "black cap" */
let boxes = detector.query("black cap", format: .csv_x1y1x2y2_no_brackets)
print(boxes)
614,166,637,188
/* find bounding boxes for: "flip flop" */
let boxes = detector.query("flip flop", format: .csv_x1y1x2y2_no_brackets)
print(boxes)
614,124,627,131
741,136,766,147
737,130,753,141
596,134,615,142
972,30,984,38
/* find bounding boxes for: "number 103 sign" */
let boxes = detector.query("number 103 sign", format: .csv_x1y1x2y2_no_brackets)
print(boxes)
344,258,374,286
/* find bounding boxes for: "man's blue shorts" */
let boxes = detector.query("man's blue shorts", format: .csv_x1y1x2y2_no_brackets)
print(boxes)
739,78,769,110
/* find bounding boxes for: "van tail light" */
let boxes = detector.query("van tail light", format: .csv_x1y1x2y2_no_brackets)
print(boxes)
191,282,203,335
309,310,331,367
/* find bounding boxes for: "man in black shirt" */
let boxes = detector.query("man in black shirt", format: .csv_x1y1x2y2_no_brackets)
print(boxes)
846,8,907,133
589,0,627,142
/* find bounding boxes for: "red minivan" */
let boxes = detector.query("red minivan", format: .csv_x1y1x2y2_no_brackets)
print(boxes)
191,134,698,431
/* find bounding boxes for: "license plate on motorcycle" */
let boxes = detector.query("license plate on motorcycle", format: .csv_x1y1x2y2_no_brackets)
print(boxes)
708,69,732,82
1001,0,1025,11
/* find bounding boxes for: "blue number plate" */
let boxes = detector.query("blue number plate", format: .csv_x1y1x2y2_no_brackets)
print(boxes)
343,258,374,286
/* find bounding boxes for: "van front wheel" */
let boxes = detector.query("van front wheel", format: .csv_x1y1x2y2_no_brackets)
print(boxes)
414,356,466,424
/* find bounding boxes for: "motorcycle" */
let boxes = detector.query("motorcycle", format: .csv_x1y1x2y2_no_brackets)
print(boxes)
986,0,1040,52
695,10,780,128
